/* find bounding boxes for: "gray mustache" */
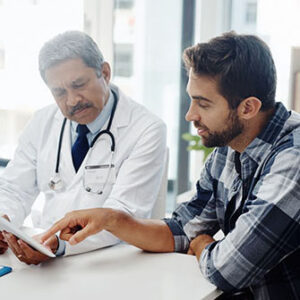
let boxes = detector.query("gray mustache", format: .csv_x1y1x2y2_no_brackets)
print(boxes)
69,102,93,116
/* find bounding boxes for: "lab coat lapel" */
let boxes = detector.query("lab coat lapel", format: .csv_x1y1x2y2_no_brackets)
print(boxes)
51,87,131,190
109,85,131,131
82,87,130,170
53,110,77,182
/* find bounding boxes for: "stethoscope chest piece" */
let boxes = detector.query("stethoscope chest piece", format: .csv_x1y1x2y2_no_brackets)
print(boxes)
48,173,64,191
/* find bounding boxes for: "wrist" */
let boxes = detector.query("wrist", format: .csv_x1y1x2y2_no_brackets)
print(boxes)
191,234,215,260
104,209,127,233
51,235,60,254
54,236,66,256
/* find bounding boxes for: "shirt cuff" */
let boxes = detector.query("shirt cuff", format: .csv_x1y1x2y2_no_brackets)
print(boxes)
55,236,66,257
163,218,190,253
199,240,218,277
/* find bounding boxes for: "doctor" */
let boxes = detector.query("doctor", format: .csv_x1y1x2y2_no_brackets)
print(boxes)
0,31,167,264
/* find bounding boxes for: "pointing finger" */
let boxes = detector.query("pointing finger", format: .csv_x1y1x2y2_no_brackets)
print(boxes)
69,224,99,245
41,218,70,243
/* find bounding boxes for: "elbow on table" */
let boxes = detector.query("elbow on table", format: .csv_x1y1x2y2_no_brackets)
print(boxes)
203,270,245,293
200,251,256,293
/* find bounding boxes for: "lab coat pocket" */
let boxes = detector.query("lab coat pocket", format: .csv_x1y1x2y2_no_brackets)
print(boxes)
83,164,116,194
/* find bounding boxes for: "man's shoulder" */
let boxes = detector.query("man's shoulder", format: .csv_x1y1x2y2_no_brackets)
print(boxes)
117,87,166,128
23,104,63,136
276,110,300,148
32,103,61,121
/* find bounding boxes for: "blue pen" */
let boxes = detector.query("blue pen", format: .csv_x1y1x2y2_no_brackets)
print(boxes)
0,265,12,277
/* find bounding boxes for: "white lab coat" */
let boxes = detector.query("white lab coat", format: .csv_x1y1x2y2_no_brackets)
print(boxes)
0,86,167,255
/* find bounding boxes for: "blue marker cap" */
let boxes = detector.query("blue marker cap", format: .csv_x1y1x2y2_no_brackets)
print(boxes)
0,265,12,277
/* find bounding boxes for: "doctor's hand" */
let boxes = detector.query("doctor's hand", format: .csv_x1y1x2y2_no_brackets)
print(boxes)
0,231,8,254
41,208,115,246
0,215,10,254
2,232,58,265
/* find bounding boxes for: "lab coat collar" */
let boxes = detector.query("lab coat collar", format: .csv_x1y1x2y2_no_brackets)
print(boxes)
109,83,131,129
52,84,132,179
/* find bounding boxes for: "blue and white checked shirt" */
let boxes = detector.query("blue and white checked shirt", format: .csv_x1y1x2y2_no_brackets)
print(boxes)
165,102,300,300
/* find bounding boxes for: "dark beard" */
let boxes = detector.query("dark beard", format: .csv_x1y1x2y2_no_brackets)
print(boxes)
202,111,244,148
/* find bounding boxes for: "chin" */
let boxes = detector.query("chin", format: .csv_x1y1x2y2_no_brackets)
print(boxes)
78,115,98,125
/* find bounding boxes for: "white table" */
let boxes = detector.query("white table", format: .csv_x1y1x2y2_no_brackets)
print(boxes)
0,243,222,300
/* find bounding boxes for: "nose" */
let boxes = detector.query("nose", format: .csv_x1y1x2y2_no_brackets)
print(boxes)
66,89,83,106
185,101,200,122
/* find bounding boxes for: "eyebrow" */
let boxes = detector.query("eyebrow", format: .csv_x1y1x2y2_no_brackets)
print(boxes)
51,87,65,94
190,95,213,103
71,77,87,85
50,78,88,93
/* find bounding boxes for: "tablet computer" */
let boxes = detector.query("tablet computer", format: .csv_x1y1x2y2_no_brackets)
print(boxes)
0,218,55,258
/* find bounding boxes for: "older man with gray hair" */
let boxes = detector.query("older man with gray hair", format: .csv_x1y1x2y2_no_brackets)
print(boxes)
0,31,167,264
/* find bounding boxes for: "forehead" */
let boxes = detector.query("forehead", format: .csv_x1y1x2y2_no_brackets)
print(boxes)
186,69,229,105
44,58,94,87
187,70,217,94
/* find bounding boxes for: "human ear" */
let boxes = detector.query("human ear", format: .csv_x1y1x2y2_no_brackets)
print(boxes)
101,62,111,83
237,97,262,120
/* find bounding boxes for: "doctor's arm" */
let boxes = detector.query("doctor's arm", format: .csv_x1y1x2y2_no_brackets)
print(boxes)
102,119,167,218
41,208,174,253
0,110,59,262
0,116,40,225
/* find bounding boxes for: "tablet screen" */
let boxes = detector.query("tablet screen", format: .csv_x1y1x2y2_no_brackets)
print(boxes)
0,218,55,258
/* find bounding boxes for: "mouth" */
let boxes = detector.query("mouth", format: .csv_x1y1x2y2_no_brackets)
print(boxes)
197,128,208,136
70,103,93,117
73,107,89,116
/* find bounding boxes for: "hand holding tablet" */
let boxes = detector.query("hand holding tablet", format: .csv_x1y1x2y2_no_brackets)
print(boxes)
0,217,55,258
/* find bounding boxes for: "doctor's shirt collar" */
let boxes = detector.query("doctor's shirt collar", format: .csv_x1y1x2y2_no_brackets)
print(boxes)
70,89,114,136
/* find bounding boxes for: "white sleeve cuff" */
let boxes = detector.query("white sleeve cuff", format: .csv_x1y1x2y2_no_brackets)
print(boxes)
55,236,66,256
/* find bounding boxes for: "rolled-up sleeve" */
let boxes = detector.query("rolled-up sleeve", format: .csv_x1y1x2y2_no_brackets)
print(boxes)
164,151,220,253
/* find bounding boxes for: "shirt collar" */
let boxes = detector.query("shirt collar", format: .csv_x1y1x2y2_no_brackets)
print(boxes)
71,89,114,135
241,102,290,164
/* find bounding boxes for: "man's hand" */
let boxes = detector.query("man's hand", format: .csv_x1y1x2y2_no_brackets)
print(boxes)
187,234,215,260
41,208,115,246
0,231,8,254
0,215,10,254
41,208,174,254
2,232,58,265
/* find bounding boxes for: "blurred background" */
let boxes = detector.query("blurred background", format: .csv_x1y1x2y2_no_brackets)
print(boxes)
1,0,300,214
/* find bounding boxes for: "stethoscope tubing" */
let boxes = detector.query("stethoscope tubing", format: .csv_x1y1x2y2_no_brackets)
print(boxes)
53,89,118,178
55,118,67,174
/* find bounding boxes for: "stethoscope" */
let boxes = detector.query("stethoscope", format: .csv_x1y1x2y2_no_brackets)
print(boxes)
48,90,118,194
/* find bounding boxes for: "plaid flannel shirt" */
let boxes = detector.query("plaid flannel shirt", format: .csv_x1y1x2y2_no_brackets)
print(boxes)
165,102,300,300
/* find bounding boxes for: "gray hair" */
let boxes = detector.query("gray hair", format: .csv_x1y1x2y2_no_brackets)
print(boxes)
39,31,104,82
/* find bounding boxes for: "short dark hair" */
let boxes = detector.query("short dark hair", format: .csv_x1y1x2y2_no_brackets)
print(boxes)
39,31,104,82
183,32,277,111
